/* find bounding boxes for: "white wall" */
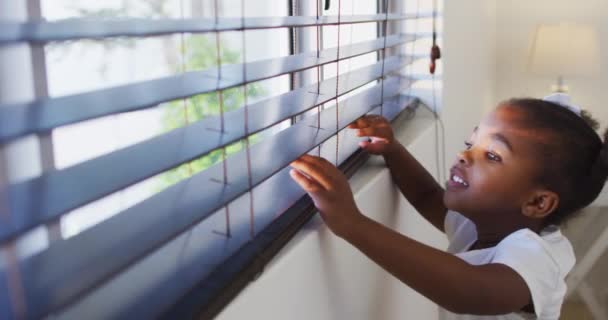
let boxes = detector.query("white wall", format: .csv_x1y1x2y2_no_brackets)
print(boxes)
441,0,498,173
495,0,608,133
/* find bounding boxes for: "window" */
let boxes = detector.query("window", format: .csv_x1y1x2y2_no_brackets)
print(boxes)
0,0,440,318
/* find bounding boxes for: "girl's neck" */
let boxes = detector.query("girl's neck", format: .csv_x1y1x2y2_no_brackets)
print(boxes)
473,219,544,250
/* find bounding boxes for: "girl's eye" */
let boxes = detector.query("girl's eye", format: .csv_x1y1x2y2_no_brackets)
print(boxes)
464,141,473,150
486,152,502,162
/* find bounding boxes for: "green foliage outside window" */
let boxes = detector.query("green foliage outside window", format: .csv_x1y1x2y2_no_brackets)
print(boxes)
158,35,264,189
49,1,265,191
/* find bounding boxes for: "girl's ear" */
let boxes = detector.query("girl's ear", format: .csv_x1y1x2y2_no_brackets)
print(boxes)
522,191,559,219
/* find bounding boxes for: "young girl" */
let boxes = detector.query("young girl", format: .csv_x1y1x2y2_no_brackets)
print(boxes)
289,98,608,319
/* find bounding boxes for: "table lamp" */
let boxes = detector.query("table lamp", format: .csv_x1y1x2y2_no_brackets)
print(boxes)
528,23,600,93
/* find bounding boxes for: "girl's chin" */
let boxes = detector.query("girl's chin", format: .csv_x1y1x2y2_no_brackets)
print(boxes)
443,192,469,213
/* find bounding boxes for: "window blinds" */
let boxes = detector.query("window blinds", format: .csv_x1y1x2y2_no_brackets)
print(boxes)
0,1,436,319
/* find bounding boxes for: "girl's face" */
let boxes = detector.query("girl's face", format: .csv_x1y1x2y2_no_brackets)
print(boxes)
443,105,545,222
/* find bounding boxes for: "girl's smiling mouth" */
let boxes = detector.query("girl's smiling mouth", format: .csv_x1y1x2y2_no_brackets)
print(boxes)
447,167,469,189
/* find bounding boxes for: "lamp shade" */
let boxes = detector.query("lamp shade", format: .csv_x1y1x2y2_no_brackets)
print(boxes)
528,23,600,77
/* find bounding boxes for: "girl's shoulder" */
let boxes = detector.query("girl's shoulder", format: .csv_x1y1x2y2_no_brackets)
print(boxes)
444,210,575,275
495,226,575,278
446,211,576,319
491,227,575,319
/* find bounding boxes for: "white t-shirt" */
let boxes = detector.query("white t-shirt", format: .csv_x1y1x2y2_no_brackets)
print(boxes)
438,211,576,320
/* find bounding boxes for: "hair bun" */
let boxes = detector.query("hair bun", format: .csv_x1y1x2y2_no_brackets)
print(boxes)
543,93,582,117
594,130,608,180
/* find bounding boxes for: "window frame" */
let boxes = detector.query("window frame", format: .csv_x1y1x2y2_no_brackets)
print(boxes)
0,0,429,318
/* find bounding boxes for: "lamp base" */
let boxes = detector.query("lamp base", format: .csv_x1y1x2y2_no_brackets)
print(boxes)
551,84,569,93
551,76,569,93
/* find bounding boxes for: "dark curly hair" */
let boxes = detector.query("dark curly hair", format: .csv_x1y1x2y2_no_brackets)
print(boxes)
502,98,608,225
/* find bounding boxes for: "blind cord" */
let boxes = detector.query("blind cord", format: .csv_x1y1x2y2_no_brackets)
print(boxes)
429,0,447,184
240,0,256,239
429,0,441,75
405,0,420,101
334,0,342,166
401,0,419,125
316,0,322,157
180,0,193,177
213,0,231,238
379,0,389,117
177,0,197,266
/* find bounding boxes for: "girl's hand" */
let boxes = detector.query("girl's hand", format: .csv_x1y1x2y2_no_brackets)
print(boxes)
289,154,363,238
348,115,397,155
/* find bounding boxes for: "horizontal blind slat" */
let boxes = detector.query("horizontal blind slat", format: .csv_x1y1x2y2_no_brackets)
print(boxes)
0,34,421,142
0,56,414,243
15,80,415,318
0,13,436,44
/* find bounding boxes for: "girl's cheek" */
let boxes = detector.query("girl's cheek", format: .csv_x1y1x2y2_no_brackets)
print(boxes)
470,169,498,190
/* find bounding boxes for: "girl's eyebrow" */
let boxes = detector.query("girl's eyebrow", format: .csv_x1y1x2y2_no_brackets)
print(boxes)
492,133,514,152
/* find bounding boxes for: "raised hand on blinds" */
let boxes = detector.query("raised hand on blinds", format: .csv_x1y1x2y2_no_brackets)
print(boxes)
348,115,396,155
289,154,364,238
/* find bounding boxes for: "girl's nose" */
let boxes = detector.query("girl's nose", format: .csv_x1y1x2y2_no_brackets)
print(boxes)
457,150,472,166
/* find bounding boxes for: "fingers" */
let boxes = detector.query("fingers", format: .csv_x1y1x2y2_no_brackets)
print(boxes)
358,139,389,154
347,115,387,129
347,115,379,128
355,125,391,138
289,168,323,193
290,155,335,190
298,154,343,181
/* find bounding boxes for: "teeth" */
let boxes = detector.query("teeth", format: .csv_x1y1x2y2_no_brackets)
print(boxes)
451,174,468,186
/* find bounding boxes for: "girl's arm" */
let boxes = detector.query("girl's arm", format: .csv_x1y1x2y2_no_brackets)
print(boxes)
289,155,531,315
346,214,531,314
383,142,447,231
349,116,447,231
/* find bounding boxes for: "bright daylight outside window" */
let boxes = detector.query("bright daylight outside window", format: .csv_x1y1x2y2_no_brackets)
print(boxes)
43,1,291,238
